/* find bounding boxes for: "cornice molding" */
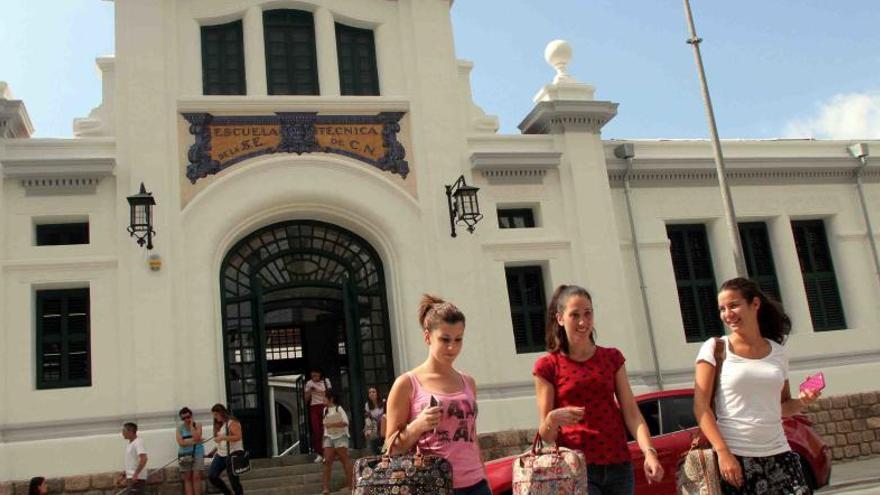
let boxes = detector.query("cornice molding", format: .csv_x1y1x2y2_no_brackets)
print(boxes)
481,239,571,260
519,100,618,135
177,96,411,114
1,157,116,195
470,150,562,184
1,256,118,273
608,165,880,187
0,98,34,138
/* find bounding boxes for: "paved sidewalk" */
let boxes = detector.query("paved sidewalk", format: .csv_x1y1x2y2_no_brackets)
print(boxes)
817,456,880,493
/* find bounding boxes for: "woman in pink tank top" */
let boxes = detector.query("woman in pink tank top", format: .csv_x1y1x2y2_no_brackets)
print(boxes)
385,294,490,495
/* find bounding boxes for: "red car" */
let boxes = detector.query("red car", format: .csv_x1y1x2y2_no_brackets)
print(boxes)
486,388,831,494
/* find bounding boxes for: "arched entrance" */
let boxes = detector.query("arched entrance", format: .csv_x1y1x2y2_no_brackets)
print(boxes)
220,220,394,457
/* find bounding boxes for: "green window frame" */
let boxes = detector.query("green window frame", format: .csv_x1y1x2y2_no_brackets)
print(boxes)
498,208,536,229
36,288,91,389
791,220,846,331
505,265,547,353
738,222,782,302
335,23,380,96
264,9,319,95
201,20,246,95
667,224,722,342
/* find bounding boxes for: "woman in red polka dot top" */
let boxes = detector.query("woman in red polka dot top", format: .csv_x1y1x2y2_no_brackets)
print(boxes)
533,284,664,494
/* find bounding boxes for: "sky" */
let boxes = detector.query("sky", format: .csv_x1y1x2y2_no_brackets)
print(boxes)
1,1,878,140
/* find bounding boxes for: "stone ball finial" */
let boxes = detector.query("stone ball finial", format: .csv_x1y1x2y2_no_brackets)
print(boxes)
544,40,575,84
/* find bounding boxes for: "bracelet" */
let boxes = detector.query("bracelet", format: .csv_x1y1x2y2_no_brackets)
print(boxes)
643,447,658,456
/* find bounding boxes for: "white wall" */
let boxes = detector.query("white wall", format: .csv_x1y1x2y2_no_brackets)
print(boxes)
2,0,879,480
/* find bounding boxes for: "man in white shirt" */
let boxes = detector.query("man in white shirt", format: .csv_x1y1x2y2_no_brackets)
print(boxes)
117,422,148,494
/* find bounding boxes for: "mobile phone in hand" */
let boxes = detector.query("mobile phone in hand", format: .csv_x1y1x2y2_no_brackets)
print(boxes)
799,372,826,395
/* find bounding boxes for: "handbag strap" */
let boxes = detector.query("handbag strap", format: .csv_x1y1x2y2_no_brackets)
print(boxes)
529,432,559,456
709,337,727,413
688,338,727,451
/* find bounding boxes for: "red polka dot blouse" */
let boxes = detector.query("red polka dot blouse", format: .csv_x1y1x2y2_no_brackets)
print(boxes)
533,347,631,465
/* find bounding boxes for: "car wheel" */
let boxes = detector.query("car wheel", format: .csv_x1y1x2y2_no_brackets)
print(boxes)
798,454,817,490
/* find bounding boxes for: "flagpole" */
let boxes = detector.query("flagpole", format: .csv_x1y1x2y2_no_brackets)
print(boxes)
682,0,748,277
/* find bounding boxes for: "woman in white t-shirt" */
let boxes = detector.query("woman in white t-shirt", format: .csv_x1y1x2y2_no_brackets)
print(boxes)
694,278,820,494
304,369,331,463
320,390,352,495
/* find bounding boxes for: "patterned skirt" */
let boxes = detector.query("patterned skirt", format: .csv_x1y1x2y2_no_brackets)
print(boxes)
721,450,811,495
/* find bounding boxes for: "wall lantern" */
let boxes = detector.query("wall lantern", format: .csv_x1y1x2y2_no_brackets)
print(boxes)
445,175,483,237
126,182,156,250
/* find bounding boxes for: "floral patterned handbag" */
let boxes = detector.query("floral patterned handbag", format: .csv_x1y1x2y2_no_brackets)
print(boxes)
676,337,726,495
512,433,587,495
352,429,453,495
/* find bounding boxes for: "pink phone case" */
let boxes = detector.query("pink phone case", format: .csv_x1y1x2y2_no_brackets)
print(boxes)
799,372,826,394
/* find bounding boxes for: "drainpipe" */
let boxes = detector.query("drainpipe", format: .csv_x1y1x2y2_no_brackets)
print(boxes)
614,143,664,390
848,143,880,290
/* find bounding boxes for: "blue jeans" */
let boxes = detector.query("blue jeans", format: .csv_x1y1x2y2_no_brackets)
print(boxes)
587,462,634,495
208,455,243,495
453,479,492,495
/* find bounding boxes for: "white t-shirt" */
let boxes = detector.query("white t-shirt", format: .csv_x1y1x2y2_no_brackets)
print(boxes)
305,378,331,406
696,336,791,457
322,405,349,439
124,437,148,480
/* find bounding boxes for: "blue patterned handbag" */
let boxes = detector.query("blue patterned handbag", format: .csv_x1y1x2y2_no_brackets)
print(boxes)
352,429,454,494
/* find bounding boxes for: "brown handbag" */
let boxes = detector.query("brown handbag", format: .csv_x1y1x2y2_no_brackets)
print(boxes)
677,337,726,495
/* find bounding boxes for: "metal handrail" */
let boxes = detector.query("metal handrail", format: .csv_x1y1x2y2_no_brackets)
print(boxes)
277,440,300,457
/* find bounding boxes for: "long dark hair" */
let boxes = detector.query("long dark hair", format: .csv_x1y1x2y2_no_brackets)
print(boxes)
211,403,235,432
719,277,791,344
367,387,385,411
324,390,342,417
545,284,594,353
28,477,45,495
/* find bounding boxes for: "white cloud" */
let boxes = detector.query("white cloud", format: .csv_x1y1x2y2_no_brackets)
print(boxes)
784,91,880,139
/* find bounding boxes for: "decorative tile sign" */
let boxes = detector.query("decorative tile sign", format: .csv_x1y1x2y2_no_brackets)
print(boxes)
182,112,408,183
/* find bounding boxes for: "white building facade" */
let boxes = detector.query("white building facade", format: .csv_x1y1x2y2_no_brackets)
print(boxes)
1,0,878,479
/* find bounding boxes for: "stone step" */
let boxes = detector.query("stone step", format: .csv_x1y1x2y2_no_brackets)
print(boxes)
240,471,348,490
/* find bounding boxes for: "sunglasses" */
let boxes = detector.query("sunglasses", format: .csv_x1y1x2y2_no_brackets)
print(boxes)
180,414,192,420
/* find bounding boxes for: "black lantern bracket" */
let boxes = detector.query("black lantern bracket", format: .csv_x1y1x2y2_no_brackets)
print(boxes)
126,182,156,250
445,175,483,238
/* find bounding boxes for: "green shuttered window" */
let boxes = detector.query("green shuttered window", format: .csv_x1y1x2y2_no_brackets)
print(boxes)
791,220,846,331
201,20,246,95
36,288,91,389
264,10,319,95
667,224,722,342
336,23,379,96
739,222,782,302
505,266,547,353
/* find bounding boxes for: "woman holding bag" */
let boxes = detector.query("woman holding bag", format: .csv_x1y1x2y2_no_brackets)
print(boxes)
384,294,490,495
534,284,663,494
207,404,244,495
693,278,819,494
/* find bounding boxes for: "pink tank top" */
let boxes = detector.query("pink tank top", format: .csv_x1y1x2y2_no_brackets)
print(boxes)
408,371,484,489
